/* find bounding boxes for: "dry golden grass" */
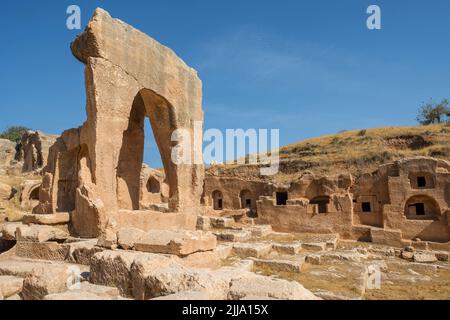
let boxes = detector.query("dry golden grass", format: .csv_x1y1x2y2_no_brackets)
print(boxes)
212,124,450,183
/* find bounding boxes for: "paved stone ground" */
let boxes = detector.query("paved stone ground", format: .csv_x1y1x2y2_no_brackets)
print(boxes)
0,217,449,300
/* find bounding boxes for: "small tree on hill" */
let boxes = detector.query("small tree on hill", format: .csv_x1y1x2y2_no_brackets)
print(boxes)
0,126,31,142
417,99,450,125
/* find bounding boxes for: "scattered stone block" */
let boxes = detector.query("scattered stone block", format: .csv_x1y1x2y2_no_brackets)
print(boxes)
370,228,404,248
22,213,70,225
137,264,230,300
0,222,22,240
15,241,69,261
413,252,437,263
15,224,69,243
90,250,176,298
401,250,414,261
134,230,216,256
0,259,54,278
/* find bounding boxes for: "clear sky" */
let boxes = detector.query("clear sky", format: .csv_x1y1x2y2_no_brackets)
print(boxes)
0,0,449,167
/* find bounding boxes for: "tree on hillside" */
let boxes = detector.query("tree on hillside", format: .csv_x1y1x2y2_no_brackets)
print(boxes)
0,126,31,142
417,99,450,125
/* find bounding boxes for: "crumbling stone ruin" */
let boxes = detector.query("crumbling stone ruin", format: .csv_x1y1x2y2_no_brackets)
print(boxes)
0,8,449,301
204,157,450,249
0,131,56,175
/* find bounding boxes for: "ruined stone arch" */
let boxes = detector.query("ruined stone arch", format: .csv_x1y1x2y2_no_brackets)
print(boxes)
404,195,440,220
34,8,204,237
29,185,40,201
116,88,183,211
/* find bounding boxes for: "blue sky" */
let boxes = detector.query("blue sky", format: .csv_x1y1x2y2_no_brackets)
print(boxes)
0,1,449,167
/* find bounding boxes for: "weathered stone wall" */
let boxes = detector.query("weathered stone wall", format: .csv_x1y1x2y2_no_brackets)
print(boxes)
203,176,274,211
207,158,450,244
257,173,354,238
382,158,450,242
0,139,16,175
17,131,58,173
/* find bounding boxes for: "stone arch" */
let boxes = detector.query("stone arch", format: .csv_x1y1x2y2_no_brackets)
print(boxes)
212,190,223,210
147,176,161,194
65,8,204,236
29,186,40,201
116,89,183,211
240,189,253,209
404,195,440,220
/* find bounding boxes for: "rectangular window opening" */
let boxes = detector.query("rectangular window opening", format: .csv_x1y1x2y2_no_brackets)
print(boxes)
276,192,288,206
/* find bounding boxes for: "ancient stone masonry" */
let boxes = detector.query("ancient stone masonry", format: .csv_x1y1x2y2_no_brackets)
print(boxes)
0,8,449,301
33,8,204,237
16,131,57,173
205,157,450,247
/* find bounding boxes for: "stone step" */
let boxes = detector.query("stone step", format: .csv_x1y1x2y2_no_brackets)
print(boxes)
232,243,272,258
214,230,252,242
272,242,303,255
246,225,273,237
301,242,327,252
251,257,306,273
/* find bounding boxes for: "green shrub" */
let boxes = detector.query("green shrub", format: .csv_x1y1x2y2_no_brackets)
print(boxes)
0,126,31,142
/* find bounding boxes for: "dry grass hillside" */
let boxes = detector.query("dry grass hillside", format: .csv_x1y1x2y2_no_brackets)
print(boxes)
208,124,450,183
